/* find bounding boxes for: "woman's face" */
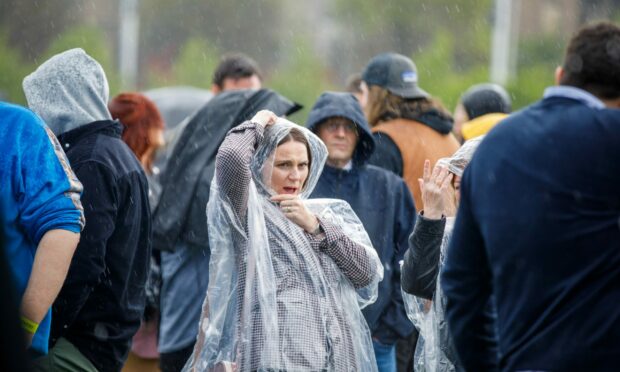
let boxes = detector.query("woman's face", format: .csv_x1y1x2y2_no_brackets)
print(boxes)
149,127,165,149
263,140,309,195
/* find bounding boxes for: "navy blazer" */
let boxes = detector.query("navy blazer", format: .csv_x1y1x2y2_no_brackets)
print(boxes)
442,93,620,371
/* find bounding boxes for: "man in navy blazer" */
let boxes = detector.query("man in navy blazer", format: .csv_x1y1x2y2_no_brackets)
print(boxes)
442,22,620,371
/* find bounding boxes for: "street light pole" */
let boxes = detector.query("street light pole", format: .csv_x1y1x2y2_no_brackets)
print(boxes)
119,0,140,89
490,0,520,85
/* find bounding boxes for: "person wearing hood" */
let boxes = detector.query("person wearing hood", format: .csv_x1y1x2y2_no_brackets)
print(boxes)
183,110,383,371
453,83,512,143
400,137,485,372
307,92,416,372
23,48,152,372
151,62,299,370
362,53,460,212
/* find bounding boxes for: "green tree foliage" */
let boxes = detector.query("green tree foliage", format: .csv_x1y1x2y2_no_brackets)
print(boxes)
414,30,489,111
267,38,336,124
42,24,121,96
140,0,283,71
0,30,34,104
147,38,220,89
332,0,492,72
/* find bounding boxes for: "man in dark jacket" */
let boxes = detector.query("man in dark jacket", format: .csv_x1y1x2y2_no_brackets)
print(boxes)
442,22,620,371
307,92,416,372
23,48,152,372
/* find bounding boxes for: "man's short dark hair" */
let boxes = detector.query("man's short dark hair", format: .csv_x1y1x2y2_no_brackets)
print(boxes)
560,22,620,99
212,53,262,88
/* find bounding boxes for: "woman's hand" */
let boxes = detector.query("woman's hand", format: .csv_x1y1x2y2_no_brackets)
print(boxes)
251,110,278,128
418,159,453,220
271,194,319,233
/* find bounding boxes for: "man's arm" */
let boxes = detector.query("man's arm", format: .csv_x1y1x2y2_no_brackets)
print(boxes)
367,132,403,176
15,115,85,343
20,230,79,343
380,180,417,338
401,214,446,299
441,169,498,371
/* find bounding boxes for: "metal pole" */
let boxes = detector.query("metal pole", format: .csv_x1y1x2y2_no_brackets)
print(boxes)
119,0,140,89
490,0,513,85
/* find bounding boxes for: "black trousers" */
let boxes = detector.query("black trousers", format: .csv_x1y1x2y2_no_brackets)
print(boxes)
159,343,195,372
396,329,418,372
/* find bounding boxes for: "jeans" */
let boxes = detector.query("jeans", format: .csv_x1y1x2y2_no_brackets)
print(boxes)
373,339,397,372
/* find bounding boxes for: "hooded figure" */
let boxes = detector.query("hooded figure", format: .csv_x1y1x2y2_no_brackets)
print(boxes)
401,137,485,372
307,92,417,367
23,48,152,371
151,89,302,365
183,116,383,371
152,89,302,252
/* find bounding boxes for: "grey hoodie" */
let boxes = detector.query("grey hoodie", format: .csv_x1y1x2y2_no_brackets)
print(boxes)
23,48,112,136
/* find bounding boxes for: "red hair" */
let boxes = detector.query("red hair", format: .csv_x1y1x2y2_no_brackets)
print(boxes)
108,92,164,171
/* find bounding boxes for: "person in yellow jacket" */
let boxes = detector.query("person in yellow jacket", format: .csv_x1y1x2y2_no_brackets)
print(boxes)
453,83,512,142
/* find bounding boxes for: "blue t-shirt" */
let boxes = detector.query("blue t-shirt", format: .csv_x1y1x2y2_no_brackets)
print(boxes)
0,102,84,354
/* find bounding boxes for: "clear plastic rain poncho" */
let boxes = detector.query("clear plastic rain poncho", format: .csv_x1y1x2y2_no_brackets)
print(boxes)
184,118,384,372
435,135,485,178
402,136,485,372
403,218,456,372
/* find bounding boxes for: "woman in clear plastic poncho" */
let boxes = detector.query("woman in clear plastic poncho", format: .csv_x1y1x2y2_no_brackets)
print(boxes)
400,136,484,372
184,110,384,372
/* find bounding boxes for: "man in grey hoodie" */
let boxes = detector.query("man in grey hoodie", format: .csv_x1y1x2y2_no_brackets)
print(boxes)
24,48,152,372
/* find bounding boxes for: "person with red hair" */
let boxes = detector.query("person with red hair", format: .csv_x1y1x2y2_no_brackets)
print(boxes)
109,92,165,175
109,92,165,372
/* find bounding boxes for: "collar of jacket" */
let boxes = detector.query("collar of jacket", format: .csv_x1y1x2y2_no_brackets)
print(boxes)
322,163,360,177
58,120,123,148
57,120,123,148
384,108,453,135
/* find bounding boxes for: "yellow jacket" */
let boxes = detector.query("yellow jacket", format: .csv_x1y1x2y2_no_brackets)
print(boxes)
462,113,508,140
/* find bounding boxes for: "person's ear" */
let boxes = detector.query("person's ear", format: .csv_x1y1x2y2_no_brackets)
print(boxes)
211,84,221,94
554,66,564,85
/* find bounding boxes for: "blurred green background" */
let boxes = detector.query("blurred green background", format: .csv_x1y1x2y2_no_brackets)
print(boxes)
1,0,619,123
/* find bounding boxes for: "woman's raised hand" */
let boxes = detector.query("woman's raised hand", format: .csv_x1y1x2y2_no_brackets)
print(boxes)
251,110,278,128
418,159,453,220
271,194,319,233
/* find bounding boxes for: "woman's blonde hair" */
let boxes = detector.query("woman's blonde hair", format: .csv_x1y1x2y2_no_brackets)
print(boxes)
364,85,452,127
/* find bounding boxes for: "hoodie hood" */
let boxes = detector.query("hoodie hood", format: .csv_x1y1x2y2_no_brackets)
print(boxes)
306,92,375,165
152,88,302,251
23,48,112,136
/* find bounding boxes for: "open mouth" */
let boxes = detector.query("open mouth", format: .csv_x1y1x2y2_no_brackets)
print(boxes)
282,187,298,194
